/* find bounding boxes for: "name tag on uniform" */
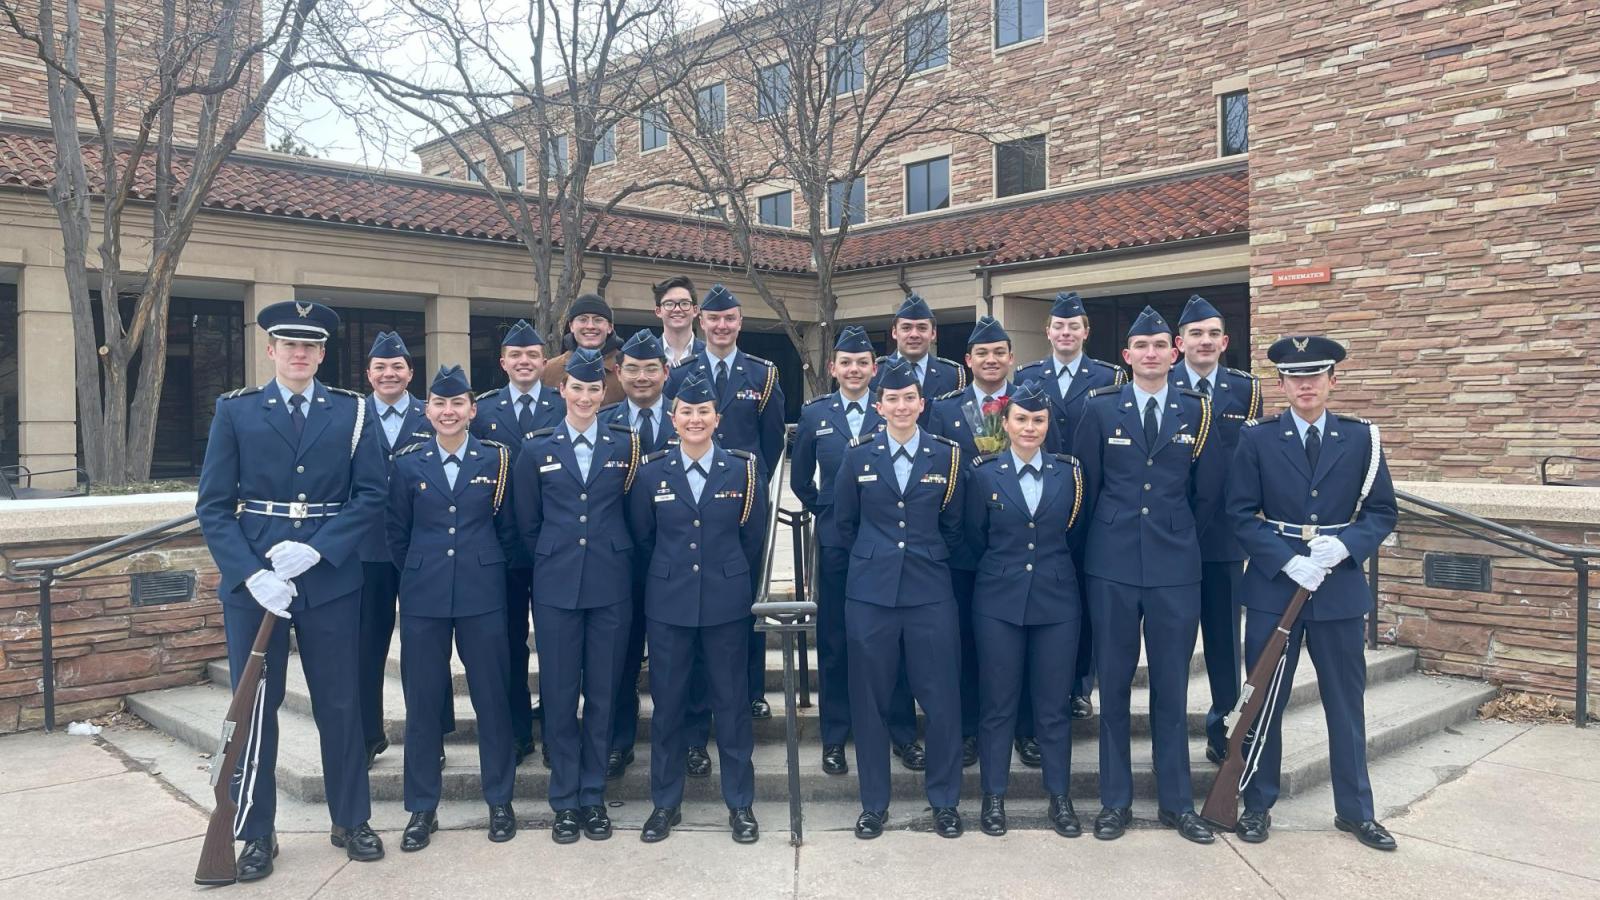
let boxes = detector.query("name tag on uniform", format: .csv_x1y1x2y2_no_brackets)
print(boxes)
857,473,878,482
539,462,562,473
654,493,676,502
816,426,834,436
1107,437,1132,446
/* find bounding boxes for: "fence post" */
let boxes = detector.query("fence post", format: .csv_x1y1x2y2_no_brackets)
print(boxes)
39,569,57,732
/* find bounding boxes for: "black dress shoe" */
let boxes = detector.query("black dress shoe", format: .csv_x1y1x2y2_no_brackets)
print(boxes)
330,822,385,861
551,808,581,844
1205,743,1227,765
932,807,963,838
1048,795,1081,838
729,806,760,843
751,698,772,719
1014,736,1042,768
236,834,278,882
1094,806,1132,841
893,741,926,771
515,738,536,767
822,744,849,775
1158,809,1216,845
979,795,1007,836
606,748,634,780
580,805,612,840
962,736,979,767
401,811,437,852
541,746,553,769
488,803,517,842
1335,816,1397,851
855,809,887,840
1070,696,1093,719
641,806,681,843
365,737,389,770
1236,809,1270,844
686,746,712,777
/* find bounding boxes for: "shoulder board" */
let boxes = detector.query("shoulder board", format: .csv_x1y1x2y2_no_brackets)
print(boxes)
803,394,832,407
935,356,962,370
221,385,262,400
479,439,508,450
527,426,557,439
972,453,1000,467
1014,360,1044,374
598,401,623,415
1089,357,1120,371
394,441,428,456
642,449,674,463
475,388,502,401
606,421,634,434
1179,388,1206,400
725,448,755,460
741,353,773,368
849,434,877,448
1243,417,1271,428
875,355,891,365
1053,453,1081,467
1334,413,1372,425
1087,385,1121,398
326,387,363,399
927,433,959,448
934,388,963,402
1227,367,1257,380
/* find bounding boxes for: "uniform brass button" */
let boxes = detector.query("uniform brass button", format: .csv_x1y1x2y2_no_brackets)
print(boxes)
1311,489,1319,497
692,563,700,572
448,505,457,513
1141,507,1149,515
579,538,588,546
1309,514,1319,523
296,465,305,473
297,493,307,501
1027,543,1035,551
897,501,905,509
580,493,588,501
579,515,587,523
293,521,302,529
897,521,906,528
1143,483,1151,491
897,541,905,549
1146,459,1154,467
1027,522,1035,529
693,519,701,527
1025,563,1033,572
446,548,455,557
448,527,455,535
689,542,698,550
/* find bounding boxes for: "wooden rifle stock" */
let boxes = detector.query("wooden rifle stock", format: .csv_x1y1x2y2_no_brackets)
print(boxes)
194,615,279,886
1200,587,1312,831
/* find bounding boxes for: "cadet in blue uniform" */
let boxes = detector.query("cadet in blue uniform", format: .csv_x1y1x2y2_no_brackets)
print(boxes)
628,374,766,844
602,330,677,780
871,293,968,426
964,380,1085,838
790,326,923,777
195,301,388,880
1169,295,1262,765
928,315,1017,767
387,366,519,851
1015,291,1125,721
666,284,784,766
1227,336,1398,850
834,359,967,840
514,348,639,843
355,331,451,768
471,320,564,764
1074,306,1223,845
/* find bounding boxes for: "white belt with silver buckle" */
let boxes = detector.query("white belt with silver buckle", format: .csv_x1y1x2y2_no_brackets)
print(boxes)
1266,519,1349,541
238,500,343,520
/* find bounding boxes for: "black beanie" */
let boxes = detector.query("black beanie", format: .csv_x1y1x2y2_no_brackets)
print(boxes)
568,293,613,325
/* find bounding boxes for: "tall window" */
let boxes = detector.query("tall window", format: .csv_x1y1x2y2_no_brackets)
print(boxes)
1220,90,1248,156
470,159,488,185
904,156,950,214
996,0,1044,48
828,177,866,228
594,125,617,164
695,202,726,220
695,83,726,135
505,148,526,187
758,62,791,119
995,134,1046,197
545,134,568,177
640,106,668,151
758,191,793,227
829,38,865,95
905,10,949,74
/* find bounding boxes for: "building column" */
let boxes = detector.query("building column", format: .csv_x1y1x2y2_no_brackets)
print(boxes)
244,282,294,385
426,295,471,381
992,294,1051,365
16,265,78,489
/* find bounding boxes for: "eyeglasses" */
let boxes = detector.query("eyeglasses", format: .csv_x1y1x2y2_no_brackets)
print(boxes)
620,365,665,377
658,300,696,311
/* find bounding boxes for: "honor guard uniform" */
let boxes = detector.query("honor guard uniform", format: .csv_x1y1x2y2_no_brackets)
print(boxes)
834,358,968,840
666,284,784,744
1226,336,1398,850
1073,306,1224,845
195,300,389,879
471,319,565,763
600,331,678,779
627,374,766,845
790,326,922,777
963,380,1086,838
386,365,519,850
1168,294,1262,765
927,315,1017,764
1014,291,1125,719
871,293,968,426
514,348,640,843
355,331,451,768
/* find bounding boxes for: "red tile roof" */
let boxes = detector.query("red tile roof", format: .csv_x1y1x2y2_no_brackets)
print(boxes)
0,127,1247,276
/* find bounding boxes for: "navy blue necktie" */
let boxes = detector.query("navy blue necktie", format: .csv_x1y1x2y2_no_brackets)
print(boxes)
289,394,306,438
1143,397,1158,447
517,395,533,432
1305,424,1321,471
638,408,655,452
715,360,729,400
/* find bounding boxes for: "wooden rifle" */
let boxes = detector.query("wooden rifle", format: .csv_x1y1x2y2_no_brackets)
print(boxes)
194,615,279,886
1200,586,1311,830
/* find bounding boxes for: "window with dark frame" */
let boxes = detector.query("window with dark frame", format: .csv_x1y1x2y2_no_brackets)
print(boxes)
904,156,950,214
758,191,793,227
995,134,1046,197
830,39,865,95
758,62,791,119
595,125,616,164
505,147,526,187
545,134,568,177
1220,89,1248,156
695,82,726,135
640,106,669,151
995,0,1044,48
828,177,866,227
905,10,949,74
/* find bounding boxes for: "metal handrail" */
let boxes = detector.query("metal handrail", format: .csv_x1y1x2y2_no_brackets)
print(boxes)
1,464,93,500
1539,455,1600,487
1,512,201,732
1375,489,1594,726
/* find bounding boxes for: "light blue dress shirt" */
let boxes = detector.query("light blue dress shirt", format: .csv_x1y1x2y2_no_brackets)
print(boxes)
376,394,410,447
680,446,713,502
1011,448,1044,515
887,431,920,492
435,438,465,489
1131,383,1170,430
567,420,599,481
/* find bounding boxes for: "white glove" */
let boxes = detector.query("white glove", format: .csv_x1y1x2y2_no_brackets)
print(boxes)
246,569,296,619
1281,556,1327,592
1307,535,1350,569
266,541,322,581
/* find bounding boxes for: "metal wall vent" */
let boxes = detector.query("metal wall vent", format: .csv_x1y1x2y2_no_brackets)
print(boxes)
1422,553,1491,592
131,570,197,607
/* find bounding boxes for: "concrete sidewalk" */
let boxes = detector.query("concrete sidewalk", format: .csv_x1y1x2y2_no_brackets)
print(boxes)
1,717,1596,898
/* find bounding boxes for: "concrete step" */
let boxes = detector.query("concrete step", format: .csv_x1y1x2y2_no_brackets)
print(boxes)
122,661,1492,805
206,647,1417,746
